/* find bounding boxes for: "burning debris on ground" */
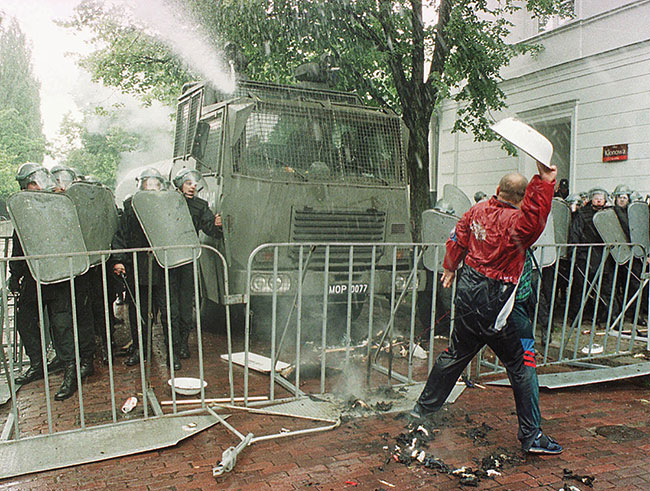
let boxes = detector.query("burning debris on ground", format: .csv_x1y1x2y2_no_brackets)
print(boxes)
464,422,493,445
563,469,595,488
388,415,527,487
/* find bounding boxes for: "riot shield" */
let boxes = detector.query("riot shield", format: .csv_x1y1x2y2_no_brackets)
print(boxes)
442,184,471,218
132,190,200,268
7,191,89,284
65,182,118,266
421,209,459,271
628,201,649,258
551,198,570,258
533,211,556,268
593,208,631,265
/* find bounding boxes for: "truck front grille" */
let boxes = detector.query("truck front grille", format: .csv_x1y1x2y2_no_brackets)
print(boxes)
290,209,386,270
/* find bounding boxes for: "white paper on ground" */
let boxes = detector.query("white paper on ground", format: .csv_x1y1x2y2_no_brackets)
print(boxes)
220,351,291,373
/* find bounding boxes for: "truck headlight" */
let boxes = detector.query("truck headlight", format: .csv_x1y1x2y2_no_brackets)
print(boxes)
251,274,291,293
394,274,418,291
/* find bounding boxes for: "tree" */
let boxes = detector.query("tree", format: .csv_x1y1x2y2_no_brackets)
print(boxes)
54,112,143,189
63,0,570,235
0,14,46,199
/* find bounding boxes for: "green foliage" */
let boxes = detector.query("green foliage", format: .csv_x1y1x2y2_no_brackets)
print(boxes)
0,15,46,199
62,0,567,230
59,0,193,106
55,113,143,189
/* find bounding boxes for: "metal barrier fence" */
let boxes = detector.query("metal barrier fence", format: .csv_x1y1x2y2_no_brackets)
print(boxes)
0,244,236,439
1,238,648,477
477,241,650,377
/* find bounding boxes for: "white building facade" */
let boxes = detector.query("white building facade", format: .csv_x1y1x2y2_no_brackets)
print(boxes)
434,0,650,200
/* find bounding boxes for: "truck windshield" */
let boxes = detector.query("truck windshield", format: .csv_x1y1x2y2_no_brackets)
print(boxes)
233,102,405,185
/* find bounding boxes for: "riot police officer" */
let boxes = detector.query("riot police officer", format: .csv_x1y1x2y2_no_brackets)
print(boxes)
111,168,179,369
568,188,620,324
50,164,77,191
611,184,647,323
171,169,223,358
565,193,581,216
8,164,94,400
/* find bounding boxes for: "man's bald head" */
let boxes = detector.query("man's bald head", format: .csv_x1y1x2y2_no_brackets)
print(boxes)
497,173,528,206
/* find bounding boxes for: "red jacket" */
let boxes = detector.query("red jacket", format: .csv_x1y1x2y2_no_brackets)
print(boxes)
443,175,555,284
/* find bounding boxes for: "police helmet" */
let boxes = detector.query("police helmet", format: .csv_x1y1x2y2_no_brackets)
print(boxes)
434,199,455,215
473,191,487,203
16,162,43,189
630,191,644,202
612,184,632,197
565,193,581,205
136,167,166,191
588,187,608,200
172,168,204,192
16,163,57,191
50,164,77,190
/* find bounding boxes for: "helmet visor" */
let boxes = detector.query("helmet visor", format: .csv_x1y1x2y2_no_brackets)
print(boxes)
28,169,58,191
138,176,167,191
53,169,76,190
180,170,205,192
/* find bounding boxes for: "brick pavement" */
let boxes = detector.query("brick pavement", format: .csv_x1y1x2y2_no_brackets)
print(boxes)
2,314,650,490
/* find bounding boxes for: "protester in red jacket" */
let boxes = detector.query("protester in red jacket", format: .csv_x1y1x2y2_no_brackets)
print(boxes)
412,161,563,455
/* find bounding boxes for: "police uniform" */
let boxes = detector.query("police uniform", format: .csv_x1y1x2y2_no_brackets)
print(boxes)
170,195,222,358
112,196,173,365
10,230,95,398
568,203,620,322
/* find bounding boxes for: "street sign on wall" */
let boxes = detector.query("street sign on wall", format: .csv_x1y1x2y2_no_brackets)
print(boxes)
603,144,628,162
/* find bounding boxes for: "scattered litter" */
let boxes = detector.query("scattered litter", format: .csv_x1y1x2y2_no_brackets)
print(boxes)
351,399,370,410
378,479,395,488
559,486,580,491
416,450,426,463
638,399,650,404
181,422,197,431
486,469,501,477
220,352,290,373
411,344,428,359
344,480,358,486
563,468,595,487
465,422,493,445
580,344,603,355
374,401,393,412
121,396,137,414
633,353,646,358
460,375,485,389
399,345,408,357
280,427,291,433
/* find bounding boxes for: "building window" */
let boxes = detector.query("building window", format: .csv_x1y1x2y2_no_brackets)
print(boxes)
538,0,575,33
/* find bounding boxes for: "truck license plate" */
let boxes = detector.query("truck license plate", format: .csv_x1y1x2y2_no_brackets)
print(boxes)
328,283,368,295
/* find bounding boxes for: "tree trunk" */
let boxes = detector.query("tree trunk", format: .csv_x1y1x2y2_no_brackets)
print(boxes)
403,107,433,241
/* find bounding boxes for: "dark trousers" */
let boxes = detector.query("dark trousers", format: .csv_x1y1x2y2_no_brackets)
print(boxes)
417,266,539,450
85,266,121,346
124,275,175,353
507,300,541,429
568,250,619,322
15,276,95,364
169,264,196,345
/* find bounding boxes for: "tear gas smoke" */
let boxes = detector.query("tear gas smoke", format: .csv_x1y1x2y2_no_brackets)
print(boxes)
126,0,236,94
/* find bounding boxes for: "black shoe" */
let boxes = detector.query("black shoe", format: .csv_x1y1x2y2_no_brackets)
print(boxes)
125,351,141,366
168,354,182,371
178,343,190,360
80,357,94,378
47,356,65,374
15,363,44,386
54,364,78,401
409,402,434,420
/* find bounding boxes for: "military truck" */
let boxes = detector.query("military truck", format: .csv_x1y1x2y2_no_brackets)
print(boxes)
170,76,417,324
